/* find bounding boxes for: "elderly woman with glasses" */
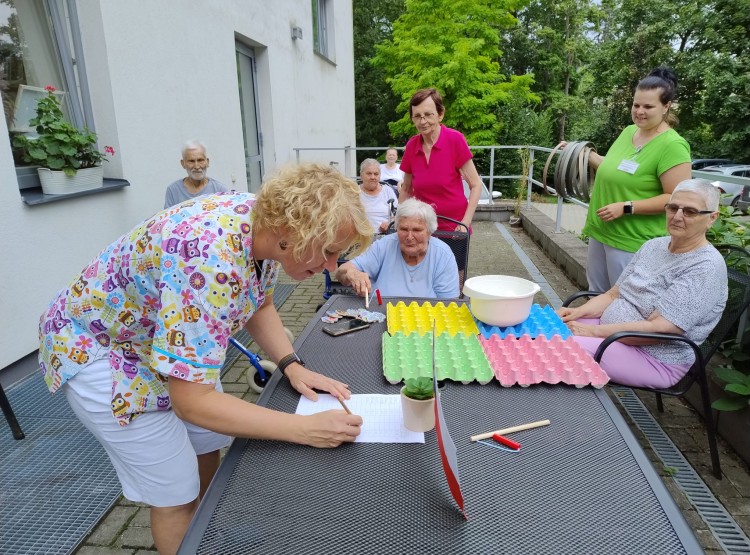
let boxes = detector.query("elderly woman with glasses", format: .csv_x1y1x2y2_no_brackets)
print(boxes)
398,88,483,236
557,179,727,388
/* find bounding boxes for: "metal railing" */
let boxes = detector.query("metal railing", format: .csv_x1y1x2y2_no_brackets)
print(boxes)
293,144,750,232
293,144,555,195
293,144,577,233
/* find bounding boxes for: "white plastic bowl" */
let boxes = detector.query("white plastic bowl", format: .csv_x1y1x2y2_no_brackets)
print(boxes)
463,275,541,327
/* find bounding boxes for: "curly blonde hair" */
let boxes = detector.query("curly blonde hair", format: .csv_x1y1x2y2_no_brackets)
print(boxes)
254,163,373,261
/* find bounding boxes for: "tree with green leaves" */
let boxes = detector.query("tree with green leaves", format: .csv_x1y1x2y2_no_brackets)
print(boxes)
685,0,750,160
356,0,749,162
353,0,406,152
372,0,537,147
575,0,749,160
570,0,682,151
500,0,597,142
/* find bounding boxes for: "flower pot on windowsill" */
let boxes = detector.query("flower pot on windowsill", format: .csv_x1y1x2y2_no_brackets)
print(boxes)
37,165,104,195
13,85,115,195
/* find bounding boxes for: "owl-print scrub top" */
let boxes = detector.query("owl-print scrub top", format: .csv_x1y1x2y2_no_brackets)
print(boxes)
38,192,279,425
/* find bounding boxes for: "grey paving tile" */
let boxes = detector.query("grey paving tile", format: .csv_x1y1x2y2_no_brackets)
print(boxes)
85,505,139,546
119,526,154,549
129,507,151,528
75,547,137,555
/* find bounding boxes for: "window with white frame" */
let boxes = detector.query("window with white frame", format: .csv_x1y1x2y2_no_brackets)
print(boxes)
311,0,335,62
1,0,94,169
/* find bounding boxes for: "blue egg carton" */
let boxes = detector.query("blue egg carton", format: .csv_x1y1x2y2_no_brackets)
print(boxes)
475,303,572,339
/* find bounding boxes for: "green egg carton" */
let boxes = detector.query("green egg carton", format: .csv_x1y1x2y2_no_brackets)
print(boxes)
382,331,494,385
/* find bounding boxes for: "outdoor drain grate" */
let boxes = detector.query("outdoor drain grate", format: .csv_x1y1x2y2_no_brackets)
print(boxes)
0,373,122,555
612,386,750,554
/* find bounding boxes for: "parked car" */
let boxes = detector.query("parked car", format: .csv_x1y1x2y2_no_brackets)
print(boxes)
692,158,737,170
738,184,750,215
700,165,750,208
463,179,502,205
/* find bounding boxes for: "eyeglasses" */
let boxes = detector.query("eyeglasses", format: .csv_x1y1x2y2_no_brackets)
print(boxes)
411,112,437,122
664,203,714,218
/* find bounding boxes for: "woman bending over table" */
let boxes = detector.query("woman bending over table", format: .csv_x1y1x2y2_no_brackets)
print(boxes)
38,163,372,554
557,179,727,389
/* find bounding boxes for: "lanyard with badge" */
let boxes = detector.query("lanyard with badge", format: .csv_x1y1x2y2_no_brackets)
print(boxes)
617,144,642,174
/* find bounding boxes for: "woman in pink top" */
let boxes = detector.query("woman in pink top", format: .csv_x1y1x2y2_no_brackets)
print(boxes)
399,88,484,233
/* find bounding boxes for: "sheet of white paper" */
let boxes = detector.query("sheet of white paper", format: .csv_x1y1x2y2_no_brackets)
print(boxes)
295,394,424,443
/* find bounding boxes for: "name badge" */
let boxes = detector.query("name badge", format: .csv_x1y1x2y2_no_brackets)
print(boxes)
617,159,639,174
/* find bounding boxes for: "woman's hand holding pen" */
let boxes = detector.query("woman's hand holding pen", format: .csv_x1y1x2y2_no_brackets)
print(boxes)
298,410,362,447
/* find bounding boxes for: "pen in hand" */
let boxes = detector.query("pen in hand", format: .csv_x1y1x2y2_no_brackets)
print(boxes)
337,395,352,415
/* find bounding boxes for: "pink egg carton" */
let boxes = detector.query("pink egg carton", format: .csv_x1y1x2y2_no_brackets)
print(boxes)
479,334,610,388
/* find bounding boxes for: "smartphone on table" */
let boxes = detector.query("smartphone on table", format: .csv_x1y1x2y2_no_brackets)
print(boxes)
322,318,371,337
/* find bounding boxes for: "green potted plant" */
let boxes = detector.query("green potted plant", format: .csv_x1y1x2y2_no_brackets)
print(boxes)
13,85,114,195
400,376,436,432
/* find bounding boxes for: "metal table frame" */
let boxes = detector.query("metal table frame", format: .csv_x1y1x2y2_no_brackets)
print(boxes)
180,296,701,554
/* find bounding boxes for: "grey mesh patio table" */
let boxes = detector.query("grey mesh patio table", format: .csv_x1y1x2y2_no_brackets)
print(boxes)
179,296,702,555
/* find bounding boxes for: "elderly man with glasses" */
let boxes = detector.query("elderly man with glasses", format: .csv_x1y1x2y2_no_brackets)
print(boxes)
557,179,727,388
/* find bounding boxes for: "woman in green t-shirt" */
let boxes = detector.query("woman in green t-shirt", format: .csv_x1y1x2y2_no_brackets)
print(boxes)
581,67,692,291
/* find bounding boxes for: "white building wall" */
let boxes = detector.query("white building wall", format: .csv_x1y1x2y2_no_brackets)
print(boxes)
0,0,354,368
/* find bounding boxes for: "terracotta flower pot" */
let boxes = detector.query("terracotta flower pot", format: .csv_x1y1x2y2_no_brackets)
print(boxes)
400,386,435,432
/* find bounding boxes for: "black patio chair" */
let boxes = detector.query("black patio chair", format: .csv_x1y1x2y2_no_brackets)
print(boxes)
1,382,25,440
430,215,470,296
562,245,750,479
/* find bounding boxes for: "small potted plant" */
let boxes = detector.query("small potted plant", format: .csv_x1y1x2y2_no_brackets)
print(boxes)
400,376,436,432
13,85,114,195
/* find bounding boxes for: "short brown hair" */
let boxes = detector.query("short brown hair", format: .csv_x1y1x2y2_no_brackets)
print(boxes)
409,88,445,118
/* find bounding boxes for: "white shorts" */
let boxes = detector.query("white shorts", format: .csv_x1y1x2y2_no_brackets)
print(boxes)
62,358,232,507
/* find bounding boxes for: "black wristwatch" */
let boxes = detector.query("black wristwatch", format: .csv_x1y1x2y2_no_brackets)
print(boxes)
623,201,634,215
277,352,305,375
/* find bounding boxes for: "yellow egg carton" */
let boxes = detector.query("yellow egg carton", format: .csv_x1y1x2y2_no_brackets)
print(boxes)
386,301,479,337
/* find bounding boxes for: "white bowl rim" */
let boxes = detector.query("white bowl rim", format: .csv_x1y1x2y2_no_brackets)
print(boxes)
463,275,541,300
